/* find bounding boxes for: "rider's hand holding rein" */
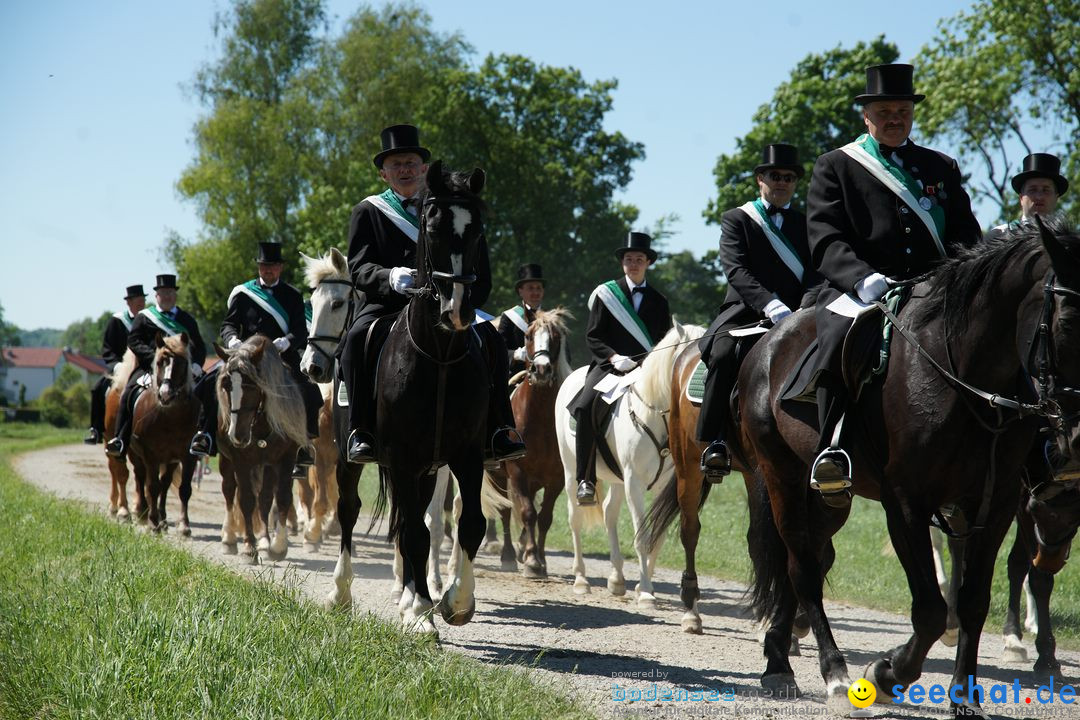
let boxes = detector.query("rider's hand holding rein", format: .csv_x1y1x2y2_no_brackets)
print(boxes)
855,273,892,303
611,354,637,373
390,267,415,294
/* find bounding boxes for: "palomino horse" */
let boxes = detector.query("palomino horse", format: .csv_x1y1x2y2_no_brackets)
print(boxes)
104,351,135,519
315,163,493,636
127,333,200,533
554,322,705,608
299,248,450,610
740,218,1080,716
215,335,308,565
485,308,573,578
295,383,340,550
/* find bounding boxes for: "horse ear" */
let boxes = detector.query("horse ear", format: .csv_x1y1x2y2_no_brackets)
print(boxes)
330,246,348,274
179,332,189,346
1037,215,1080,285
214,341,230,359
426,160,446,194
155,331,165,348
467,167,485,195
250,338,266,363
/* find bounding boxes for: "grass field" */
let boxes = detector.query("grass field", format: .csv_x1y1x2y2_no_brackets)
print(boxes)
357,466,1080,651
0,424,593,720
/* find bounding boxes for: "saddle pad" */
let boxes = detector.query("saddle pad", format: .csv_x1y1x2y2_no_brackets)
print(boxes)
685,358,707,405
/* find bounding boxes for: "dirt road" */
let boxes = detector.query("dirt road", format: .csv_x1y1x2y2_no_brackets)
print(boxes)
15,443,1079,719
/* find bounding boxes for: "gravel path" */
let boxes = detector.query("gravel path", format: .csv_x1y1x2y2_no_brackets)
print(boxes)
14,443,1079,719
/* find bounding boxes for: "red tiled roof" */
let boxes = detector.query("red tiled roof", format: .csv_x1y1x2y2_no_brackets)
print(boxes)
2,347,62,368
63,351,107,374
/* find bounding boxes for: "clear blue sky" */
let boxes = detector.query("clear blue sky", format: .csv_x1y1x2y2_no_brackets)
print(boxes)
2,0,1002,330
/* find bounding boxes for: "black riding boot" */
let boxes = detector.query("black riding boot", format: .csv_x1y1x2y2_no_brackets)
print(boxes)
86,376,109,444
573,408,598,505
341,321,375,464
810,379,852,506
106,377,140,458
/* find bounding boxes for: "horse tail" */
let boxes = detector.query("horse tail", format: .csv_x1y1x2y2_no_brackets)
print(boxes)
746,473,787,625
367,466,396,543
481,471,512,520
576,477,605,529
640,473,711,555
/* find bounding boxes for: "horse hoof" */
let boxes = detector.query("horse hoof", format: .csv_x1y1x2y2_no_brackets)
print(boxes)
607,577,626,597
522,562,546,580
257,536,271,552
681,615,703,634
500,558,518,572
221,541,238,555
573,577,590,595
826,681,853,715
789,636,801,656
116,507,130,522
792,619,810,639
109,505,118,517
303,541,320,553
637,593,657,610
1001,635,1027,662
266,547,287,562
863,658,894,701
324,590,351,611
390,589,403,605
440,599,476,626
939,627,959,647
760,673,800,699
481,540,502,556
178,523,191,538
1032,661,1062,684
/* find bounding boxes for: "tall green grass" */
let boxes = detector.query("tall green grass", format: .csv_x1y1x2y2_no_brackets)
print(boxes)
0,426,592,720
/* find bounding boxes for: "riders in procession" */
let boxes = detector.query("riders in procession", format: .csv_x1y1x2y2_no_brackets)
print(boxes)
697,143,820,482
499,263,546,374
798,63,982,504
85,284,146,445
106,274,206,459
988,152,1068,238
338,124,526,466
569,232,672,506
188,242,323,474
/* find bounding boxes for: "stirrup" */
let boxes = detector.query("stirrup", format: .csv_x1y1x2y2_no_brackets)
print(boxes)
700,441,731,483
809,447,852,494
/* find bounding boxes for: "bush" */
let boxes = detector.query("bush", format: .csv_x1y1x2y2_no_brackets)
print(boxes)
36,365,90,428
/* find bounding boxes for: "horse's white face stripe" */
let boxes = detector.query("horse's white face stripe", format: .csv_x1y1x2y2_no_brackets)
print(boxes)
534,328,551,368
228,371,244,437
450,206,472,237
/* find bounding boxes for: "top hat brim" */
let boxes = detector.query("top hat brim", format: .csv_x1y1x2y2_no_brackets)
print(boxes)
754,162,805,178
515,277,546,289
1012,171,1069,197
373,146,431,168
855,93,925,105
615,247,658,263
154,285,178,290
124,292,147,299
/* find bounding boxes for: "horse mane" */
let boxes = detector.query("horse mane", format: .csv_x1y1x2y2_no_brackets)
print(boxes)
216,335,309,447
635,321,706,409
153,334,194,393
532,307,574,382
110,348,137,389
915,218,1076,337
302,250,348,287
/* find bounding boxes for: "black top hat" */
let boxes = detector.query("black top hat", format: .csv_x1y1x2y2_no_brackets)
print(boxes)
515,263,545,288
154,274,178,291
255,242,284,264
754,143,804,178
615,232,658,263
855,64,925,105
124,284,146,300
373,124,432,168
1012,153,1069,196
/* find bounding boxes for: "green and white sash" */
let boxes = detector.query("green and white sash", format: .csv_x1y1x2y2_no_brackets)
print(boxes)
304,300,312,332
113,310,134,332
501,305,529,334
140,306,186,336
840,134,946,258
739,199,805,281
367,188,420,242
227,280,289,335
588,280,653,352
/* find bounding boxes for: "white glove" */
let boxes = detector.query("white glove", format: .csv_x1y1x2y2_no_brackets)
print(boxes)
191,363,204,379
855,273,891,303
512,346,529,363
763,298,793,323
227,337,242,350
611,354,637,373
272,336,290,352
390,267,415,294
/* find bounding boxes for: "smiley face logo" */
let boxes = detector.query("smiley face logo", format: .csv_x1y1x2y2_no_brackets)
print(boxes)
848,678,876,708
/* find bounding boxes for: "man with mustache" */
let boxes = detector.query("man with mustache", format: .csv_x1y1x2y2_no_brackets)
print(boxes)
798,64,981,506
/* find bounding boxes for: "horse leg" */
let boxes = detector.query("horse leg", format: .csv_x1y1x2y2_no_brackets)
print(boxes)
535,484,557,574
441,454,485,627
131,456,149,527
176,456,195,537
109,456,130,520
425,467,449,600
1029,564,1060,679
296,468,314,543
940,533,964,648
499,505,516,572
220,457,238,554
400,471,438,635
159,462,178,532
512,469,543,578
603,481,626,597
326,461,362,610
679,472,705,633
145,459,165,533
565,466,591,594
267,462,293,561
236,466,260,565
254,466,273,553
624,475,657,609
1002,525,1030,663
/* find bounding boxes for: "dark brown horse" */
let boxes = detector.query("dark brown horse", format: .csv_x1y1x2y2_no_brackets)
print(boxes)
740,218,1080,717
215,335,307,565
126,333,200,533
485,308,573,578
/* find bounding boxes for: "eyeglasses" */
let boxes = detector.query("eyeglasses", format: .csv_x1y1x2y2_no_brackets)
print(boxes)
768,172,798,183
384,160,422,172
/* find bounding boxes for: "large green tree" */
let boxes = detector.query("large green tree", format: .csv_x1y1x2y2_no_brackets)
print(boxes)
916,0,1080,224
59,312,112,356
705,38,899,225
0,301,20,347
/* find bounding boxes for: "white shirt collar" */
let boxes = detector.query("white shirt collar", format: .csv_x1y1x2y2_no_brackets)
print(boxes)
259,279,279,289
624,276,646,291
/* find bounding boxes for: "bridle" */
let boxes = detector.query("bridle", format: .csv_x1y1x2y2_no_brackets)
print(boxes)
1028,274,1080,445
416,194,481,293
305,278,359,365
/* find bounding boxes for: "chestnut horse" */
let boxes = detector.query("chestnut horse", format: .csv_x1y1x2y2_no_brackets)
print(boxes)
485,308,573,578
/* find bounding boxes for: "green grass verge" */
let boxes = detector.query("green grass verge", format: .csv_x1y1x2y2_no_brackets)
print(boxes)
0,425,593,720
361,466,1080,651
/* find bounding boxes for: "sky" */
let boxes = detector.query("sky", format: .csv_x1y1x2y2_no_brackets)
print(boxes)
0,0,1021,330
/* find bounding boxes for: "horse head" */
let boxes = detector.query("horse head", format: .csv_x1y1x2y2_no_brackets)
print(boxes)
418,160,486,331
526,308,573,386
153,332,192,406
1027,480,1080,573
1034,216,1080,483
301,247,356,383
216,337,268,449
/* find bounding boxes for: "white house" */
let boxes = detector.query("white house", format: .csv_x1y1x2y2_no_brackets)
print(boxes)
1,347,106,404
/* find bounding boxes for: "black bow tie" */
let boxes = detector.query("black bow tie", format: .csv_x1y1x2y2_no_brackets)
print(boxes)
631,286,645,295
401,196,419,209
879,143,907,159
767,205,787,217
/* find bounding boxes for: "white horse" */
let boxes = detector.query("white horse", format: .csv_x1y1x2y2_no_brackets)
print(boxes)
555,322,705,608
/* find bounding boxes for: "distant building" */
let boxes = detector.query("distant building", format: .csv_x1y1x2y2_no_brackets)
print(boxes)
0,347,107,404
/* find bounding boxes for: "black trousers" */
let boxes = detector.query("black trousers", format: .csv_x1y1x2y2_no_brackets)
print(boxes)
695,333,739,443
112,368,148,447
569,363,612,484
89,375,111,433
340,310,515,439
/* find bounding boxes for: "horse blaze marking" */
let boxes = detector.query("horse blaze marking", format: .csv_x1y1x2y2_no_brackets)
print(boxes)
229,371,243,434
450,207,472,237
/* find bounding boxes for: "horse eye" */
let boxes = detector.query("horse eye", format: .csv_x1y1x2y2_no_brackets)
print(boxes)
331,300,344,310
